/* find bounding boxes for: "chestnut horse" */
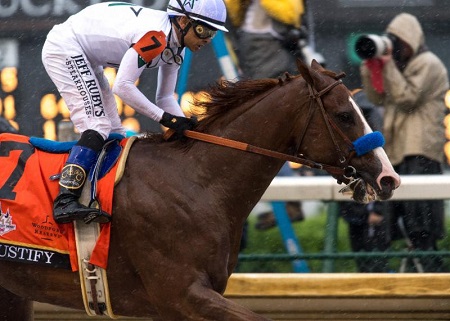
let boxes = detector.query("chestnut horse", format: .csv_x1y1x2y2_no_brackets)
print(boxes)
0,60,400,320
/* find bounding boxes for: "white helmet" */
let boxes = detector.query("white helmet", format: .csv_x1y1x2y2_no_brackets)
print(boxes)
167,0,228,32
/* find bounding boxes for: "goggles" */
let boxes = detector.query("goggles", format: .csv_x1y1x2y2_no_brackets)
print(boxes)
191,20,217,39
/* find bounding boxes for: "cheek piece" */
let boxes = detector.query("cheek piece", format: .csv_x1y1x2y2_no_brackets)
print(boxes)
352,131,385,156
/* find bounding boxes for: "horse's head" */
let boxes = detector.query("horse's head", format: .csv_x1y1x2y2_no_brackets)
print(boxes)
295,59,400,202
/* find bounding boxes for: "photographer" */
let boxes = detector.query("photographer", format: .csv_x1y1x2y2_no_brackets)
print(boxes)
359,13,449,272
224,0,316,79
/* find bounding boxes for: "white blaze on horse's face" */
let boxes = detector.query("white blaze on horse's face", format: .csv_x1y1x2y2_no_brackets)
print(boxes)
349,96,401,190
349,96,372,134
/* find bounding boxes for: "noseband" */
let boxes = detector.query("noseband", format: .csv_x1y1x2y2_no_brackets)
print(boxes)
170,79,383,182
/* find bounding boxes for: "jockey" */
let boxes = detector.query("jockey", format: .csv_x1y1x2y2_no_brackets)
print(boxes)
41,0,228,224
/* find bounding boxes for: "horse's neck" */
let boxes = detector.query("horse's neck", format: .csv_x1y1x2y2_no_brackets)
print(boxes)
190,80,305,217
194,144,283,204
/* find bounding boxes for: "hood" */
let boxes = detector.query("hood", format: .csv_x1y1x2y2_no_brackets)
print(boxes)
386,13,424,54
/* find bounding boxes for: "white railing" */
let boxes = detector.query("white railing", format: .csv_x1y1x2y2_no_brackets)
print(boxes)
261,175,450,201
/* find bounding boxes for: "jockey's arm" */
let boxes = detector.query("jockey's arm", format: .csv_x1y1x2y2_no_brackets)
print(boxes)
112,47,180,122
156,63,185,117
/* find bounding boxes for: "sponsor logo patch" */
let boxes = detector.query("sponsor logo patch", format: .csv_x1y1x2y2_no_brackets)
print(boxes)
0,202,16,236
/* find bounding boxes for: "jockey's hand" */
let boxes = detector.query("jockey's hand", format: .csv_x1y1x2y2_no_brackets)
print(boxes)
159,112,198,136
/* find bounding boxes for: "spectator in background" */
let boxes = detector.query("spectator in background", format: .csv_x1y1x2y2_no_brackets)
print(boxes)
224,0,304,78
224,0,312,230
338,89,390,272
360,13,449,272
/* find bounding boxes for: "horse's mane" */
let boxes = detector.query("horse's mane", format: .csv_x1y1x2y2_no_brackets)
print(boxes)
193,78,280,131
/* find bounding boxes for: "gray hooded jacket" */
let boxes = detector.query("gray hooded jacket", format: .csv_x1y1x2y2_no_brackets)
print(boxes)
361,13,449,166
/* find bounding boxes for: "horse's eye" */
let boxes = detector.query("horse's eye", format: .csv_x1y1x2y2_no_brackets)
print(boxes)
336,112,354,124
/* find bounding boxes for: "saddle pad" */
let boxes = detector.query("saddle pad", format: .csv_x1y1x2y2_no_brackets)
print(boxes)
29,134,124,182
0,133,131,271
29,133,125,153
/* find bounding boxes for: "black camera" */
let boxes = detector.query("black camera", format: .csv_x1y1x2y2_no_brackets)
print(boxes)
281,26,326,66
354,34,392,59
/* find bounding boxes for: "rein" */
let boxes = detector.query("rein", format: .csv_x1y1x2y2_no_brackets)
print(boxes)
181,129,349,177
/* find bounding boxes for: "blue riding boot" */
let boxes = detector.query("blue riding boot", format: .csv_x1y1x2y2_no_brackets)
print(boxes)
53,143,111,224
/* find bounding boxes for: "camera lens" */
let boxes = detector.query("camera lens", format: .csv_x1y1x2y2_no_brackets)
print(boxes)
354,34,392,60
355,36,377,59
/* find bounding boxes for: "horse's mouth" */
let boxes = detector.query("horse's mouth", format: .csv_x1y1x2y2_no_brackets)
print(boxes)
339,178,377,203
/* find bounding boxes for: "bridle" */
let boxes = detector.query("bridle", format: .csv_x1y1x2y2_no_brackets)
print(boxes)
168,78,375,183
294,78,358,181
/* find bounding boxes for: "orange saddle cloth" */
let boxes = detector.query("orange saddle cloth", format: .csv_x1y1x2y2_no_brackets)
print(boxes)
0,133,126,271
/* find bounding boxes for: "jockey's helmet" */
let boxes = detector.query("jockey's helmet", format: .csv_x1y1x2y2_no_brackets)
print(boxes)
167,0,228,32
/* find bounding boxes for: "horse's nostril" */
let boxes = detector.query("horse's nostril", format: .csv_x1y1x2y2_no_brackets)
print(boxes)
380,176,396,190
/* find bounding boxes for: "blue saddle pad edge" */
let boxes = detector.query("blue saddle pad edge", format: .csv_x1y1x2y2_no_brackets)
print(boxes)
29,133,124,153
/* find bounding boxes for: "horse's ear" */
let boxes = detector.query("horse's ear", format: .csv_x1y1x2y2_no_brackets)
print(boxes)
310,59,326,72
296,58,315,87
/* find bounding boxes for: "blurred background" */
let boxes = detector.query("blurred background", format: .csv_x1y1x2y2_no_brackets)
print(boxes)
1,0,450,273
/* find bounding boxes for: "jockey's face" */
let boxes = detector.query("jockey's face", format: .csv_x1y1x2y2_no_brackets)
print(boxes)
176,16,213,52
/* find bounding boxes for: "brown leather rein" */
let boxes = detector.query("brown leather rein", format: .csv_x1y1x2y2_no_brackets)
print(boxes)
166,79,358,180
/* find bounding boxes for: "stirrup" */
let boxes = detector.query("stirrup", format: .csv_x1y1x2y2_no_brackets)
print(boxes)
83,210,112,224
54,206,111,224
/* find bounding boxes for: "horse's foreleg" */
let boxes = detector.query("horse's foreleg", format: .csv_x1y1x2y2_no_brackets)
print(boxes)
157,282,271,321
0,287,33,321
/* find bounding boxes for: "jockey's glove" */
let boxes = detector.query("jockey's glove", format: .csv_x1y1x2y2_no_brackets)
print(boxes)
159,112,198,136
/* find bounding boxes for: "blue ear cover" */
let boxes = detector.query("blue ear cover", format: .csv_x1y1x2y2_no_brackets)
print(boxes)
352,131,385,156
